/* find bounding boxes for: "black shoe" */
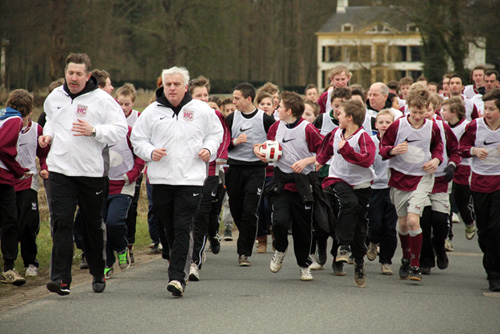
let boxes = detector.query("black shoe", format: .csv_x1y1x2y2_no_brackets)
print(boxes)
210,236,221,255
332,260,346,276
409,266,422,281
92,276,106,293
420,267,431,275
399,258,410,279
47,280,70,296
489,279,500,292
436,250,449,270
354,262,366,288
79,253,89,270
316,240,327,266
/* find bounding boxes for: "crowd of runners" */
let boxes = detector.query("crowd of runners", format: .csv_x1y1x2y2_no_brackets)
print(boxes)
1,53,500,297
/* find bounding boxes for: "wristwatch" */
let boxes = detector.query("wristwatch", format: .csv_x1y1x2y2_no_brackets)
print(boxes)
91,127,96,137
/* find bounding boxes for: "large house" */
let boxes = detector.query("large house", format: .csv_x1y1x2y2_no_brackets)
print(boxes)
316,0,486,90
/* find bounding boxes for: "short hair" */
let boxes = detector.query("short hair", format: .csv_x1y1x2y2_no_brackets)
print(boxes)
92,69,111,88
428,81,438,88
208,96,221,108
327,65,351,81
255,92,273,106
188,75,211,95
376,108,395,122
417,75,428,83
115,83,137,102
304,100,320,116
388,93,398,105
399,77,414,87
258,82,279,95
387,81,399,91
443,97,465,119
341,99,365,126
234,82,256,102
280,91,304,118
65,53,92,73
350,85,366,102
6,89,33,117
162,66,190,87
305,84,318,94
483,88,500,111
485,70,498,79
406,87,430,109
49,78,64,93
370,82,389,96
331,87,352,102
471,65,487,77
429,93,444,110
449,73,463,85
221,98,234,107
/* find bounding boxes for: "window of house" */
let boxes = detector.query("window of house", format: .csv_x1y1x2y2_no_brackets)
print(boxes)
342,24,353,32
410,46,422,62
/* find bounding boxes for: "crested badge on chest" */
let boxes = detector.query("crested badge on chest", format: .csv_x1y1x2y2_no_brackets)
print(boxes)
183,110,194,122
76,105,88,117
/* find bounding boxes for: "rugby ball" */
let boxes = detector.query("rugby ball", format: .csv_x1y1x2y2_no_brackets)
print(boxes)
260,140,283,162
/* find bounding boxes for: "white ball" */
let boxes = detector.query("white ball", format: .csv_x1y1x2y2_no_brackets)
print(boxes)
260,140,283,162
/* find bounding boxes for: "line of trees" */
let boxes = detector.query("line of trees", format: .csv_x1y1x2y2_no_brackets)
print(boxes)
0,0,498,93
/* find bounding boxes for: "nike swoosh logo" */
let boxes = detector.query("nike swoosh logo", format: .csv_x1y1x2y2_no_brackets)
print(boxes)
160,116,168,120
282,138,295,143
239,127,251,132
193,193,200,197
404,138,419,143
96,190,103,195
56,106,62,109
484,140,500,146
19,143,27,146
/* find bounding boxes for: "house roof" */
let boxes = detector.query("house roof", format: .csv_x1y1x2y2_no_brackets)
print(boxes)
318,6,412,33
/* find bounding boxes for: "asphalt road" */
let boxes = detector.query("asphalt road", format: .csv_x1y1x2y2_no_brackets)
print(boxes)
1,222,499,334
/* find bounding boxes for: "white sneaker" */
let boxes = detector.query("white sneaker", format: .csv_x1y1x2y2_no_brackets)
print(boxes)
270,250,287,273
25,264,38,277
309,254,323,270
189,263,200,281
300,267,313,281
167,280,184,297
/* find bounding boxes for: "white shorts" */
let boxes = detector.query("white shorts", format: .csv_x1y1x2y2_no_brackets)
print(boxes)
390,174,434,217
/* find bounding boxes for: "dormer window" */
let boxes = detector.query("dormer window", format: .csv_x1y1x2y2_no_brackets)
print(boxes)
407,23,419,32
342,24,353,32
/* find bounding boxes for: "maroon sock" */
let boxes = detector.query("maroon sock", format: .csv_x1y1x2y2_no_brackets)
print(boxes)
399,233,411,259
409,232,423,267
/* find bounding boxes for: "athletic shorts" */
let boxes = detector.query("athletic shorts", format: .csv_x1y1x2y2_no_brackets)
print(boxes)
390,174,434,217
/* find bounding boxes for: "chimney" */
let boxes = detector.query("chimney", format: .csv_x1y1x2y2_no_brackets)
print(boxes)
337,0,348,14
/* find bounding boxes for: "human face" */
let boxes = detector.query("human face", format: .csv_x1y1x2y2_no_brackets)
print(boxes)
272,92,280,110
192,86,209,102
278,100,292,123
449,78,463,97
400,84,410,99
207,102,218,110
367,84,387,111
102,77,114,95
258,97,274,116
222,103,236,116
331,71,349,88
442,78,450,95
408,105,427,127
305,88,318,101
425,102,436,120
440,104,453,123
337,107,351,129
428,84,438,94
472,69,485,86
117,94,134,117
375,114,393,136
483,100,500,129
303,104,316,123
332,97,345,120
65,63,91,95
232,90,253,113
391,96,400,109
163,74,187,107
484,74,498,93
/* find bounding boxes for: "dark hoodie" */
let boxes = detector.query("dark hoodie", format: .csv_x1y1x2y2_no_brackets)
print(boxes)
155,86,193,116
